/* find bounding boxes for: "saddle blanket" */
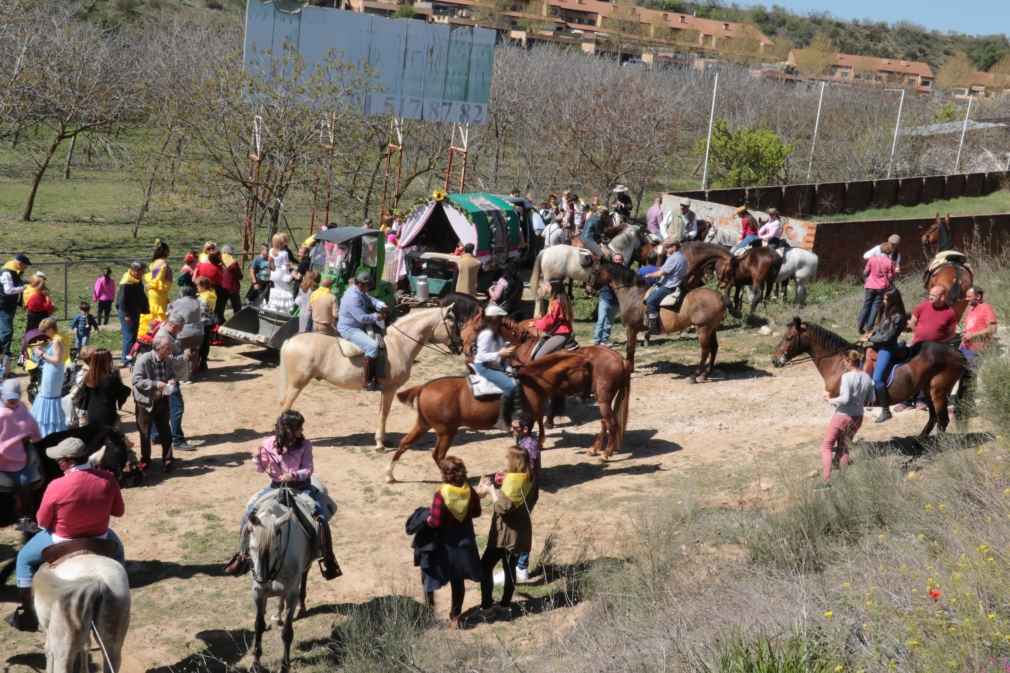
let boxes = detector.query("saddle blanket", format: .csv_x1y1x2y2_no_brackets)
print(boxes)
927,250,968,274
248,480,338,556
467,374,504,398
644,285,683,308
337,329,386,358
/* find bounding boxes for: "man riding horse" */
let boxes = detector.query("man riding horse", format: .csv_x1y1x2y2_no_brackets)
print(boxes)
579,206,612,261
337,272,392,392
611,185,633,219
677,198,700,243
644,238,689,335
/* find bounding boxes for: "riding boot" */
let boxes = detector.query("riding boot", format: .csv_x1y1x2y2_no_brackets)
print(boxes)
362,356,383,392
316,518,342,581
874,385,893,423
544,398,556,430
224,526,251,576
4,587,38,633
494,393,513,432
648,316,662,336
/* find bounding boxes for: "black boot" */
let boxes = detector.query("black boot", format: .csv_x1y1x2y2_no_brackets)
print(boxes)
874,385,892,423
648,316,661,336
317,519,342,581
4,587,38,633
544,398,556,430
362,356,383,392
494,393,513,432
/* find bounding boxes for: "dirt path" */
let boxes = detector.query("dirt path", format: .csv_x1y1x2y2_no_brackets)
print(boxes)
2,327,930,672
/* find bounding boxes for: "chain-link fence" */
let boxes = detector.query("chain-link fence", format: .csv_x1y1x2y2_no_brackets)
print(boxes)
30,253,258,322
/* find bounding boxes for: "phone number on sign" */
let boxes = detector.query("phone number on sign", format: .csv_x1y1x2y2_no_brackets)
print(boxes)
363,95,487,124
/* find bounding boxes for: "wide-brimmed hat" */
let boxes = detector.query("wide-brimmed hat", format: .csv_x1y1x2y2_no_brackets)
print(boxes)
354,272,375,287
1,379,22,400
888,234,901,245
767,207,779,215
485,304,507,317
679,198,691,207
612,185,628,193
736,205,748,214
47,437,88,461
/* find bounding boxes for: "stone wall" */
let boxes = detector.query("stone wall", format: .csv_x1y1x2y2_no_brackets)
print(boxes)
672,171,1010,219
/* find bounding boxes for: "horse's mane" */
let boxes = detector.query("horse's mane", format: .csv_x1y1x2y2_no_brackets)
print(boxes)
599,257,646,288
803,321,862,354
500,317,535,343
440,292,481,324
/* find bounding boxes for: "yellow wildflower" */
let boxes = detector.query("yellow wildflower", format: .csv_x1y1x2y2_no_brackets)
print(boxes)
825,611,834,618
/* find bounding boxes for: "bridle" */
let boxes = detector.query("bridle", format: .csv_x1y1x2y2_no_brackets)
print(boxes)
775,329,855,367
386,306,464,357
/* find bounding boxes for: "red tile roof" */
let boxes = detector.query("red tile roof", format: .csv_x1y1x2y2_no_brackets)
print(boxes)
789,50,933,78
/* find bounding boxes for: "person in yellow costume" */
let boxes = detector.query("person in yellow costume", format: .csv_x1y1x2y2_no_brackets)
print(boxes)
138,240,172,338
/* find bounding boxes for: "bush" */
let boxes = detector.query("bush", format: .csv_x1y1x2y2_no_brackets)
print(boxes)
324,595,433,672
696,630,835,673
394,5,417,19
695,118,794,188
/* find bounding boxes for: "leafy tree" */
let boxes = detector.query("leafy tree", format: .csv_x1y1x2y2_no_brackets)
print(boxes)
854,55,877,81
987,55,1010,93
517,0,553,34
471,0,510,27
793,32,837,77
768,31,794,62
394,5,417,19
935,51,974,93
976,43,1009,71
723,22,764,66
934,100,959,123
694,118,794,188
603,0,643,42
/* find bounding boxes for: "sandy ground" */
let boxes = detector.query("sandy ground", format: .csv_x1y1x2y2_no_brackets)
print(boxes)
1,324,932,672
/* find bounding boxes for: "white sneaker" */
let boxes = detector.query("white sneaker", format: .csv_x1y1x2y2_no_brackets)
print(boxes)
493,570,505,586
516,567,529,581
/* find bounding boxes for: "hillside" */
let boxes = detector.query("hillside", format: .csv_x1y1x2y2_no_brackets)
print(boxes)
636,1,1010,71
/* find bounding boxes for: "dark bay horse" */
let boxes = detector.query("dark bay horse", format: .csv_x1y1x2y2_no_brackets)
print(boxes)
771,317,965,438
385,351,594,482
682,242,780,315
587,259,732,379
459,313,632,460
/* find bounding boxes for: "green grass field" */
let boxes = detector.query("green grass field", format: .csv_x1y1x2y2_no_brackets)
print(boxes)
817,190,1010,223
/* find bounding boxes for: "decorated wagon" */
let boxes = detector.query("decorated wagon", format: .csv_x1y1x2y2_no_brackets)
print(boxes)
394,191,521,299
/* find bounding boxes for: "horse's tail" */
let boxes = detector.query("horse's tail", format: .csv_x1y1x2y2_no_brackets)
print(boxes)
277,339,290,405
530,249,545,300
614,359,632,450
396,385,427,427
721,291,740,320
33,564,104,631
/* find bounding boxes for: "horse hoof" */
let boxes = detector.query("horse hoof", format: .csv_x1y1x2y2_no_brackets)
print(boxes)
374,445,387,454
599,454,610,463
688,377,697,384
385,473,397,484
587,448,598,457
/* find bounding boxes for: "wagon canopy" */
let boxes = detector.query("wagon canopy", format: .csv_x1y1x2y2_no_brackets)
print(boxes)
394,193,519,278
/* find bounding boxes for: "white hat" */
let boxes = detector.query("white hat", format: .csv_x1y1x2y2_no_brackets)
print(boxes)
612,185,628,193
484,304,507,317
680,198,691,207
46,437,88,461
1,379,21,400
33,270,46,279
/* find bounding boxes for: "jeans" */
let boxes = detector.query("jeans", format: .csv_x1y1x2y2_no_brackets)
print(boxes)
339,327,379,358
580,235,605,258
646,285,674,318
594,294,619,344
473,362,516,396
97,299,113,325
871,344,900,387
517,551,530,571
16,528,125,587
731,234,760,254
958,344,981,402
1,467,36,487
118,309,139,362
0,307,15,356
75,332,90,350
821,414,862,482
857,288,886,333
151,385,185,446
480,547,519,609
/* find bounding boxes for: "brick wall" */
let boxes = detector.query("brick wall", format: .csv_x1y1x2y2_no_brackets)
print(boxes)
673,171,1010,219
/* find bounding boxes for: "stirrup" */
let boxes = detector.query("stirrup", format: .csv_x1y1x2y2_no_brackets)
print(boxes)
362,379,383,392
224,553,250,577
319,557,342,581
16,517,40,534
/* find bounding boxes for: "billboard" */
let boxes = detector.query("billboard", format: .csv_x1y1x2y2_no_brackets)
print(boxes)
244,1,495,125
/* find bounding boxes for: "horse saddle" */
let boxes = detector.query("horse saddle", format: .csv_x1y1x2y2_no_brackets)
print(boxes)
248,488,324,554
645,233,663,246
41,538,118,567
337,324,386,358
0,440,43,493
529,333,578,360
464,363,507,398
577,248,594,267
644,284,683,309
928,250,968,273
863,342,915,387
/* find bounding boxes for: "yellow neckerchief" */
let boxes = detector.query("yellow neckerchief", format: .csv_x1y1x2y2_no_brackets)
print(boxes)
440,483,472,522
23,285,38,302
199,253,209,263
309,286,331,303
198,290,216,309
501,472,532,506
2,260,19,273
119,270,140,285
29,334,72,369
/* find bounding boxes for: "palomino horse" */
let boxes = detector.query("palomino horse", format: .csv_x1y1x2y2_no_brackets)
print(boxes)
277,306,463,450
772,317,965,438
459,314,632,460
247,493,314,673
587,258,732,378
385,351,594,483
33,554,130,673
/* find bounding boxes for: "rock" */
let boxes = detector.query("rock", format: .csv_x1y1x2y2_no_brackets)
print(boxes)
772,331,780,337
807,470,819,479
906,470,920,481
759,326,772,336
760,483,771,491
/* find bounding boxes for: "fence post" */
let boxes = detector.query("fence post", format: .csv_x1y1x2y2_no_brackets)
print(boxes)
63,262,69,321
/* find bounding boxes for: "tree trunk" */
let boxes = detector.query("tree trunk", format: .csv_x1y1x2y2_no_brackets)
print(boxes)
63,133,77,179
22,123,67,221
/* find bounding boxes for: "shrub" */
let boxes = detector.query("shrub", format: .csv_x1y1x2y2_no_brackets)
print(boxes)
696,630,835,673
394,4,417,19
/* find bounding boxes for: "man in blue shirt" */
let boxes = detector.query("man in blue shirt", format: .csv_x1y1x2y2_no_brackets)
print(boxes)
636,252,660,286
580,207,611,260
337,272,390,391
594,253,623,347
644,239,689,335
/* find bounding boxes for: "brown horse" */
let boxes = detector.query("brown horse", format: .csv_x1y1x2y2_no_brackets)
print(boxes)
587,258,732,379
459,313,632,459
922,214,953,260
772,317,965,438
717,247,781,316
925,262,974,321
385,351,594,483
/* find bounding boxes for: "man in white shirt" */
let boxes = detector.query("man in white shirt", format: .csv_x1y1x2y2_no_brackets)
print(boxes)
864,234,902,276
530,202,546,258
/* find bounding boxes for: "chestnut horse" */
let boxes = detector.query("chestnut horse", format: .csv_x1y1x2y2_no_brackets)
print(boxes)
587,258,732,378
925,262,973,321
922,214,953,260
771,317,965,438
385,351,594,482
459,314,632,459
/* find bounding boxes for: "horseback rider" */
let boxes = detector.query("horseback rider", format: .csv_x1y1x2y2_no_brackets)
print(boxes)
611,185,633,218
7,437,126,633
758,207,784,250
857,287,908,423
532,280,574,429
225,410,341,579
488,260,523,321
579,206,612,260
677,198,699,242
337,272,391,392
730,206,760,254
473,304,521,431
644,238,689,336
935,215,953,254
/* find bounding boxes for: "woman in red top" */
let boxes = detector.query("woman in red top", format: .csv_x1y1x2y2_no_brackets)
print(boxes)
195,251,226,323
531,279,573,360
24,275,56,332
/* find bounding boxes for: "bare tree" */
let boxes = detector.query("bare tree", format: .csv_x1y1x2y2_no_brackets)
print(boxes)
793,33,838,77
935,52,975,94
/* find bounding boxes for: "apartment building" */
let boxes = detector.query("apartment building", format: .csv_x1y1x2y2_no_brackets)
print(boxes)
785,50,934,92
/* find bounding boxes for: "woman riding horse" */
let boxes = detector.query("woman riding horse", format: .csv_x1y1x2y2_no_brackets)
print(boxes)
857,287,908,423
473,305,521,431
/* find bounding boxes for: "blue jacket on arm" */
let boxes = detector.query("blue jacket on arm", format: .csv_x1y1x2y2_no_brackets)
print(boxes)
337,285,386,331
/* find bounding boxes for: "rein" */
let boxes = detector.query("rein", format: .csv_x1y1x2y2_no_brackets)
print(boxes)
386,307,462,357
252,487,295,586
782,346,854,367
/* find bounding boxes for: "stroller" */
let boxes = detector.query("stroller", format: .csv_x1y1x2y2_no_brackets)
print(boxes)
127,318,161,369
22,329,78,404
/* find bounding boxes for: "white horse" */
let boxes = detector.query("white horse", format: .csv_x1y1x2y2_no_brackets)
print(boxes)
33,555,131,673
247,496,313,673
278,306,462,451
771,248,819,306
529,227,642,318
